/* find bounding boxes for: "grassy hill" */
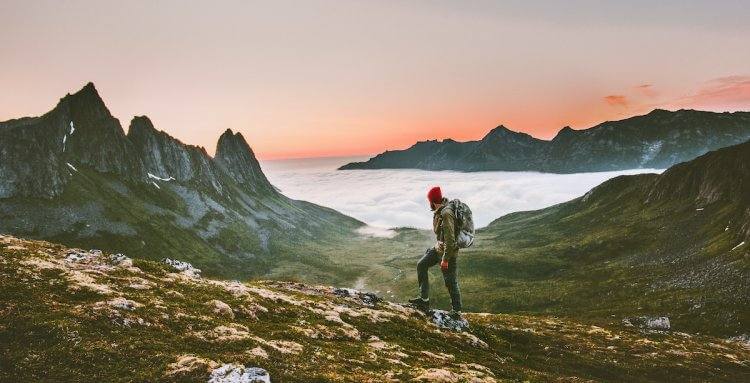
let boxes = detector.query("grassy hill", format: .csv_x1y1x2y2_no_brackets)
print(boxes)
2,235,748,382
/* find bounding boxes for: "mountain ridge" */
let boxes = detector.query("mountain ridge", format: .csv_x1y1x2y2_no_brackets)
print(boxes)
340,109,750,172
0,83,363,279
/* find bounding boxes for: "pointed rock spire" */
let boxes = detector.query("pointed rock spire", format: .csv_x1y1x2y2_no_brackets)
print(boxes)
215,129,272,192
56,82,144,177
59,82,112,121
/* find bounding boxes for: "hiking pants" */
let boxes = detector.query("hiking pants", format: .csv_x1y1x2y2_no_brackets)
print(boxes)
417,247,462,311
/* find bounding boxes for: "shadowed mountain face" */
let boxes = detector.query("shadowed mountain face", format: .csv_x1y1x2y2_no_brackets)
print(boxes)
340,109,750,172
0,83,362,279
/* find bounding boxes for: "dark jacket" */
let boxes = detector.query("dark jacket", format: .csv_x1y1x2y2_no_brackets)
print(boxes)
432,197,457,261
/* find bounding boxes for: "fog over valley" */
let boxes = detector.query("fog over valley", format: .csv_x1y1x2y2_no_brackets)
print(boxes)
262,156,663,230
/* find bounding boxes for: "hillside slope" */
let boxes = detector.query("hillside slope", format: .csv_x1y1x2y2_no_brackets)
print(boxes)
460,139,750,334
340,109,750,172
2,235,748,382
330,140,750,337
0,83,362,280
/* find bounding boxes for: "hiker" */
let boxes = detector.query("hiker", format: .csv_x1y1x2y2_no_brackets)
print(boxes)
409,186,473,316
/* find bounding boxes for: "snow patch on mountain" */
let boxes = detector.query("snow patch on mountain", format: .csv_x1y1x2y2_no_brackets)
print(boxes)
148,172,176,182
640,140,663,165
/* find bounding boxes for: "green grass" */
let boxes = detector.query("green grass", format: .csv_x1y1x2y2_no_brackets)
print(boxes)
1,235,748,382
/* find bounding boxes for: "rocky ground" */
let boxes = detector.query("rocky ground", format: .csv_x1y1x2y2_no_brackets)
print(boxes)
1,234,748,382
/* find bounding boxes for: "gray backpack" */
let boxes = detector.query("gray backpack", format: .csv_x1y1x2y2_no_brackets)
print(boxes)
448,199,475,248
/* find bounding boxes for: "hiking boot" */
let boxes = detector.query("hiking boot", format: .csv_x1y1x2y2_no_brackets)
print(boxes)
408,297,430,311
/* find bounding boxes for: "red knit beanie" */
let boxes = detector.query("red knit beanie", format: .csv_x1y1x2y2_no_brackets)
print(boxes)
427,186,443,204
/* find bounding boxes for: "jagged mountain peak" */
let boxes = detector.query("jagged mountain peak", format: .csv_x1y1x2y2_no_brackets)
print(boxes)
58,81,111,120
0,82,143,198
483,124,511,138
128,115,212,184
128,115,158,137
64,81,98,98
217,129,252,153
53,82,146,181
482,125,539,142
216,129,263,163
215,129,271,190
129,116,191,148
552,126,576,141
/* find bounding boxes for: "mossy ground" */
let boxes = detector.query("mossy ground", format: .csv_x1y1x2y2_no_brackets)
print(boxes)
1,235,748,382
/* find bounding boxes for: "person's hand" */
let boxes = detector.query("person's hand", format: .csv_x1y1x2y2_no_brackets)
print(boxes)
440,259,449,271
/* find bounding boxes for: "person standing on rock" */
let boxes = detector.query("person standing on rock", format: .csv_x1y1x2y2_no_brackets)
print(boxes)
409,186,463,316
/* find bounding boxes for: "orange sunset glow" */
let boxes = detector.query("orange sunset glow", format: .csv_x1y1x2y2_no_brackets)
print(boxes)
2,1,749,159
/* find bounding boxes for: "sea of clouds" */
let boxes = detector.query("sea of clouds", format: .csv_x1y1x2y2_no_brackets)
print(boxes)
262,156,662,231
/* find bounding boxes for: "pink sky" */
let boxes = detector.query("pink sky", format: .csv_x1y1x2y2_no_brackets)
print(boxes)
1,1,749,159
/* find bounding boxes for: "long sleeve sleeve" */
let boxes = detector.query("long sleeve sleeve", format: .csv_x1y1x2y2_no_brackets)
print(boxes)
440,209,457,261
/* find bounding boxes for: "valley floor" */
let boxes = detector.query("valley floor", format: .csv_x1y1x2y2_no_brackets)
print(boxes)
2,234,748,382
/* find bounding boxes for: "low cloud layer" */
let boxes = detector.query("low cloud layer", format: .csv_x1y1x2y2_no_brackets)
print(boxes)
263,158,661,230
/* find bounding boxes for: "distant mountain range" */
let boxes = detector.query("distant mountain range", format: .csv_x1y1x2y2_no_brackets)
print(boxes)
339,109,750,172
0,83,362,279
